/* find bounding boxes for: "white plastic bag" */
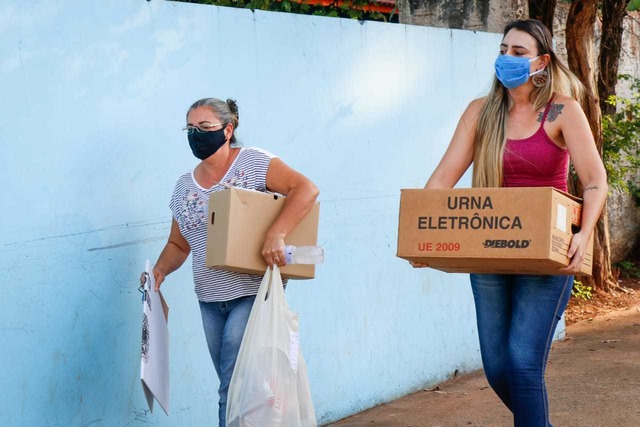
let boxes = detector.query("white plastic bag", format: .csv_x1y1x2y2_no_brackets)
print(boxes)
226,266,317,427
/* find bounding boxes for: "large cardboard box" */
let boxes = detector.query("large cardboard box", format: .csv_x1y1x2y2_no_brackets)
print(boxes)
206,188,320,279
397,187,593,275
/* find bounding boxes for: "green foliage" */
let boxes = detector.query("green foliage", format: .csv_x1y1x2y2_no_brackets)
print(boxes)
602,74,640,204
172,0,397,23
629,0,640,12
614,260,640,279
571,279,593,301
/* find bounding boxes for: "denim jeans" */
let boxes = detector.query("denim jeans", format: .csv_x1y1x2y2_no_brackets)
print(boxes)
199,295,256,427
469,274,573,427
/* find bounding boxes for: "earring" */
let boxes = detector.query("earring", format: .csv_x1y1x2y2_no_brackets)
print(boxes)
532,69,548,88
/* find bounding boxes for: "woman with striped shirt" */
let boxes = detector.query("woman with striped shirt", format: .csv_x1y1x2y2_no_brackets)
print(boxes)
149,97,319,426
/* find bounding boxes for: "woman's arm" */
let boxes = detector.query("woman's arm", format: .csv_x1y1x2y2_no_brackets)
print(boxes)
558,98,608,273
262,158,320,267
424,98,483,189
412,99,482,268
151,219,191,290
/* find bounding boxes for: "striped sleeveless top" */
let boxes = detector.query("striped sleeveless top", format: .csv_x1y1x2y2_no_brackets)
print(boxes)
169,147,277,302
502,98,570,191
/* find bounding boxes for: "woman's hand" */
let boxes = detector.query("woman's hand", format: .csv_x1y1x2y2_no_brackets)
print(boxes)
262,232,287,269
139,267,166,291
262,158,319,271
152,267,166,291
559,231,589,274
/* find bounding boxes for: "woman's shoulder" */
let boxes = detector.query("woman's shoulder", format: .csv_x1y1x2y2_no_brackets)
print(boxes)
240,146,279,160
175,170,192,183
171,171,194,192
550,93,581,110
467,96,487,112
464,97,487,116
460,97,486,125
549,93,584,122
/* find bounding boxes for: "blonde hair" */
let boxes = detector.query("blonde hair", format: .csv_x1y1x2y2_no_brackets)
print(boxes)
472,19,585,188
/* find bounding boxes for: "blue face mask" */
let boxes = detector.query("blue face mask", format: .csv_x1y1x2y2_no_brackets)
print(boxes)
494,55,543,89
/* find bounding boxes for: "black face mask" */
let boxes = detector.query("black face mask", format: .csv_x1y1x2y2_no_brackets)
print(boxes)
188,127,227,160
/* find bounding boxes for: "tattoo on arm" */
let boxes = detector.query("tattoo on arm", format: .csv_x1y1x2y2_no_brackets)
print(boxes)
537,102,565,123
583,185,599,193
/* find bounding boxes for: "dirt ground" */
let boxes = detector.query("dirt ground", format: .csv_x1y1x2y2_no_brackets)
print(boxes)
565,277,640,325
329,277,640,427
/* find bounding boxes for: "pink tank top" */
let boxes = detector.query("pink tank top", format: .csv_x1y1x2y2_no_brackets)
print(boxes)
502,99,570,191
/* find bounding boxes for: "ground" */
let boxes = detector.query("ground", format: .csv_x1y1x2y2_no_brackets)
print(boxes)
330,267,640,427
565,276,640,325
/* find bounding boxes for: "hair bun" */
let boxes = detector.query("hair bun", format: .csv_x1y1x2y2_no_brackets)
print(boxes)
226,98,239,128
226,98,238,115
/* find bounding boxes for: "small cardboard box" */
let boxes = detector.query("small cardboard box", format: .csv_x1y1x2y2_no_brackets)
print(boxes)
397,187,593,275
206,188,320,279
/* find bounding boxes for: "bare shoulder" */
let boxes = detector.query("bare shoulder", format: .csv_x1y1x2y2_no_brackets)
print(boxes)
551,93,577,104
548,94,583,123
467,97,487,114
461,97,486,125
551,94,594,149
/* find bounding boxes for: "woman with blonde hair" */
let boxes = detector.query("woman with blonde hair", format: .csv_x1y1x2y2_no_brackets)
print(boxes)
415,19,607,426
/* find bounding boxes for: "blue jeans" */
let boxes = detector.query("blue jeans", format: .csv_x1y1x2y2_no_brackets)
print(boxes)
470,274,573,427
199,295,256,427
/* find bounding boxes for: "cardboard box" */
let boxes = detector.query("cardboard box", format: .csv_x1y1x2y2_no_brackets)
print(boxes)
206,188,320,279
397,187,593,275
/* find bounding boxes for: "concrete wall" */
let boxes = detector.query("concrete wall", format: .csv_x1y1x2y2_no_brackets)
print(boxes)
0,1,509,425
399,0,527,33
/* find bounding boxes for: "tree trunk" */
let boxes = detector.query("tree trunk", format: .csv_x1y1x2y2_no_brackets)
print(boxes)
598,0,628,117
565,0,618,293
528,0,557,35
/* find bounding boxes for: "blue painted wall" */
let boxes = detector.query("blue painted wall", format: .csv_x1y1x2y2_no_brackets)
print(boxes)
0,1,512,425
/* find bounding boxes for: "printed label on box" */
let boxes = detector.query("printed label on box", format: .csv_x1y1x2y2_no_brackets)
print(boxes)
417,242,462,252
556,204,567,233
551,235,568,255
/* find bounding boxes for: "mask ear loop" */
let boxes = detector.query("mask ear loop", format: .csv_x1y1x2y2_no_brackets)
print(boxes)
530,56,549,88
